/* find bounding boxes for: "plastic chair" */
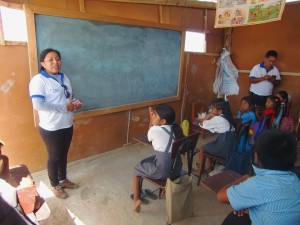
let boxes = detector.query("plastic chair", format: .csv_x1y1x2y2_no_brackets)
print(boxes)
195,120,252,186
136,132,200,199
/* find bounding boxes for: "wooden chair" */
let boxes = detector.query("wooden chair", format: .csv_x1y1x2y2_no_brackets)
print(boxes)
191,102,206,139
195,120,252,186
137,132,200,199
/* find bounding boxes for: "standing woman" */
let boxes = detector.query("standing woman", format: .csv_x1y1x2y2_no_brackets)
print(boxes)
29,48,82,199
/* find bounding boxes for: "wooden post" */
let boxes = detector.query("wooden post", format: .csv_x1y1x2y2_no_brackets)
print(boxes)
79,0,85,12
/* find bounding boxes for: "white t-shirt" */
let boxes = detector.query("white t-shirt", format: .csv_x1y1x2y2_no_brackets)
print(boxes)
200,115,232,133
249,63,281,96
147,125,174,153
29,72,73,131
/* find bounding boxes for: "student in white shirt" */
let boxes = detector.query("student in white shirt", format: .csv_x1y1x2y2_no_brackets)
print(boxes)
193,98,236,174
132,104,184,213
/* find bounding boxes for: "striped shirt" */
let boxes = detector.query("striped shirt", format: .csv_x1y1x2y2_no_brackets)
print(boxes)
227,166,300,225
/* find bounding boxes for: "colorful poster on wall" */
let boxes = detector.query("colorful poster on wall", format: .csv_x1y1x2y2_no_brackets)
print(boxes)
214,0,286,28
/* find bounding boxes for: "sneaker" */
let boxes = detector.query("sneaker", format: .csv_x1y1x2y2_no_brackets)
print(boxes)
51,184,68,199
60,179,79,189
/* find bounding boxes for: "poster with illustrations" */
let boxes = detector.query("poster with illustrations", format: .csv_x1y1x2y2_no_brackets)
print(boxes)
215,0,285,28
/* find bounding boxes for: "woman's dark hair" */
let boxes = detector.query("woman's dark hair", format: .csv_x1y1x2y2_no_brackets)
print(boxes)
241,96,254,111
211,98,236,129
267,95,281,117
277,90,288,103
39,48,61,72
154,104,184,140
255,129,297,171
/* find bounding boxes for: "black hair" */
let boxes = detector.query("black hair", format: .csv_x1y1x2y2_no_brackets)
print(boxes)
255,129,297,171
211,98,236,129
241,96,254,111
277,90,288,103
241,96,252,106
265,50,277,58
39,48,61,72
154,104,184,140
267,95,281,117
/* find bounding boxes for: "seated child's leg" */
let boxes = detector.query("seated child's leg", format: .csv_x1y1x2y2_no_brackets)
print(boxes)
133,175,142,213
197,148,212,171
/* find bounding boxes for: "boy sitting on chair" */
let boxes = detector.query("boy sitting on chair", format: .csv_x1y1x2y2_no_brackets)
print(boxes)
217,129,300,225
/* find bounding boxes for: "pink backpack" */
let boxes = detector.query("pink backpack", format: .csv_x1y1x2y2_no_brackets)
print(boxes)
280,103,295,133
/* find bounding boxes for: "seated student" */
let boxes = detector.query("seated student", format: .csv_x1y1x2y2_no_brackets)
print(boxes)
132,104,184,213
193,98,236,173
255,95,280,127
217,130,300,225
272,90,288,129
236,96,256,152
237,96,256,126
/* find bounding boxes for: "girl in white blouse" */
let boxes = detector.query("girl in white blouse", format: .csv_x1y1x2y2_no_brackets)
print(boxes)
194,98,236,174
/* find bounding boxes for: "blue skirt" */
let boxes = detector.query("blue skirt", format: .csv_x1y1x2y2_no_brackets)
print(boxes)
203,131,236,158
134,151,182,180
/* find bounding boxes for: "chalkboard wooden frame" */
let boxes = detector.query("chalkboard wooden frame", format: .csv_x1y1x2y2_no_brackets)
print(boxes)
25,5,184,121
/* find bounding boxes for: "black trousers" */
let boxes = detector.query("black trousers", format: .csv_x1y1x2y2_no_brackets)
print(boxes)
249,92,268,107
221,211,251,225
39,126,73,187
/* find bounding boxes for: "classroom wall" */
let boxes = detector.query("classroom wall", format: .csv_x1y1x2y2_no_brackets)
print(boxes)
183,3,300,131
0,0,223,172
228,2,300,122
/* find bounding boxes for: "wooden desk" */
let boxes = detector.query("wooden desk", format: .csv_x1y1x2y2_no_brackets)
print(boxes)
132,134,152,146
201,170,241,193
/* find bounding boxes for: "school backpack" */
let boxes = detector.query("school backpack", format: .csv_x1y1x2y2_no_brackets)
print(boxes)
249,113,272,145
181,119,189,137
280,103,295,133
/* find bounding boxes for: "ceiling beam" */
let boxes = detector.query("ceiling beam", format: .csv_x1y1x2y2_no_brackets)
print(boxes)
100,0,216,9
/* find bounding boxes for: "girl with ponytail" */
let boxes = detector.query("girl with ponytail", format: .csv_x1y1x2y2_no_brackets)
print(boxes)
133,104,184,213
193,98,236,174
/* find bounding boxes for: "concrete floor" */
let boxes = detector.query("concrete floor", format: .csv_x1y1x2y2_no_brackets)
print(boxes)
31,136,233,225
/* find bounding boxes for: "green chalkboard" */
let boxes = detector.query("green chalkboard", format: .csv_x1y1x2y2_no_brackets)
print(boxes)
35,15,182,113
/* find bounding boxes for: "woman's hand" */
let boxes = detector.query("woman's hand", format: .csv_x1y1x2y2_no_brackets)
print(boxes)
66,100,75,112
67,99,83,112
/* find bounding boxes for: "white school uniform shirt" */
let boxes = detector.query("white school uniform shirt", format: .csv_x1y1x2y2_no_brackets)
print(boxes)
147,125,173,153
200,115,232,133
249,63,281,96
29,72,73,131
